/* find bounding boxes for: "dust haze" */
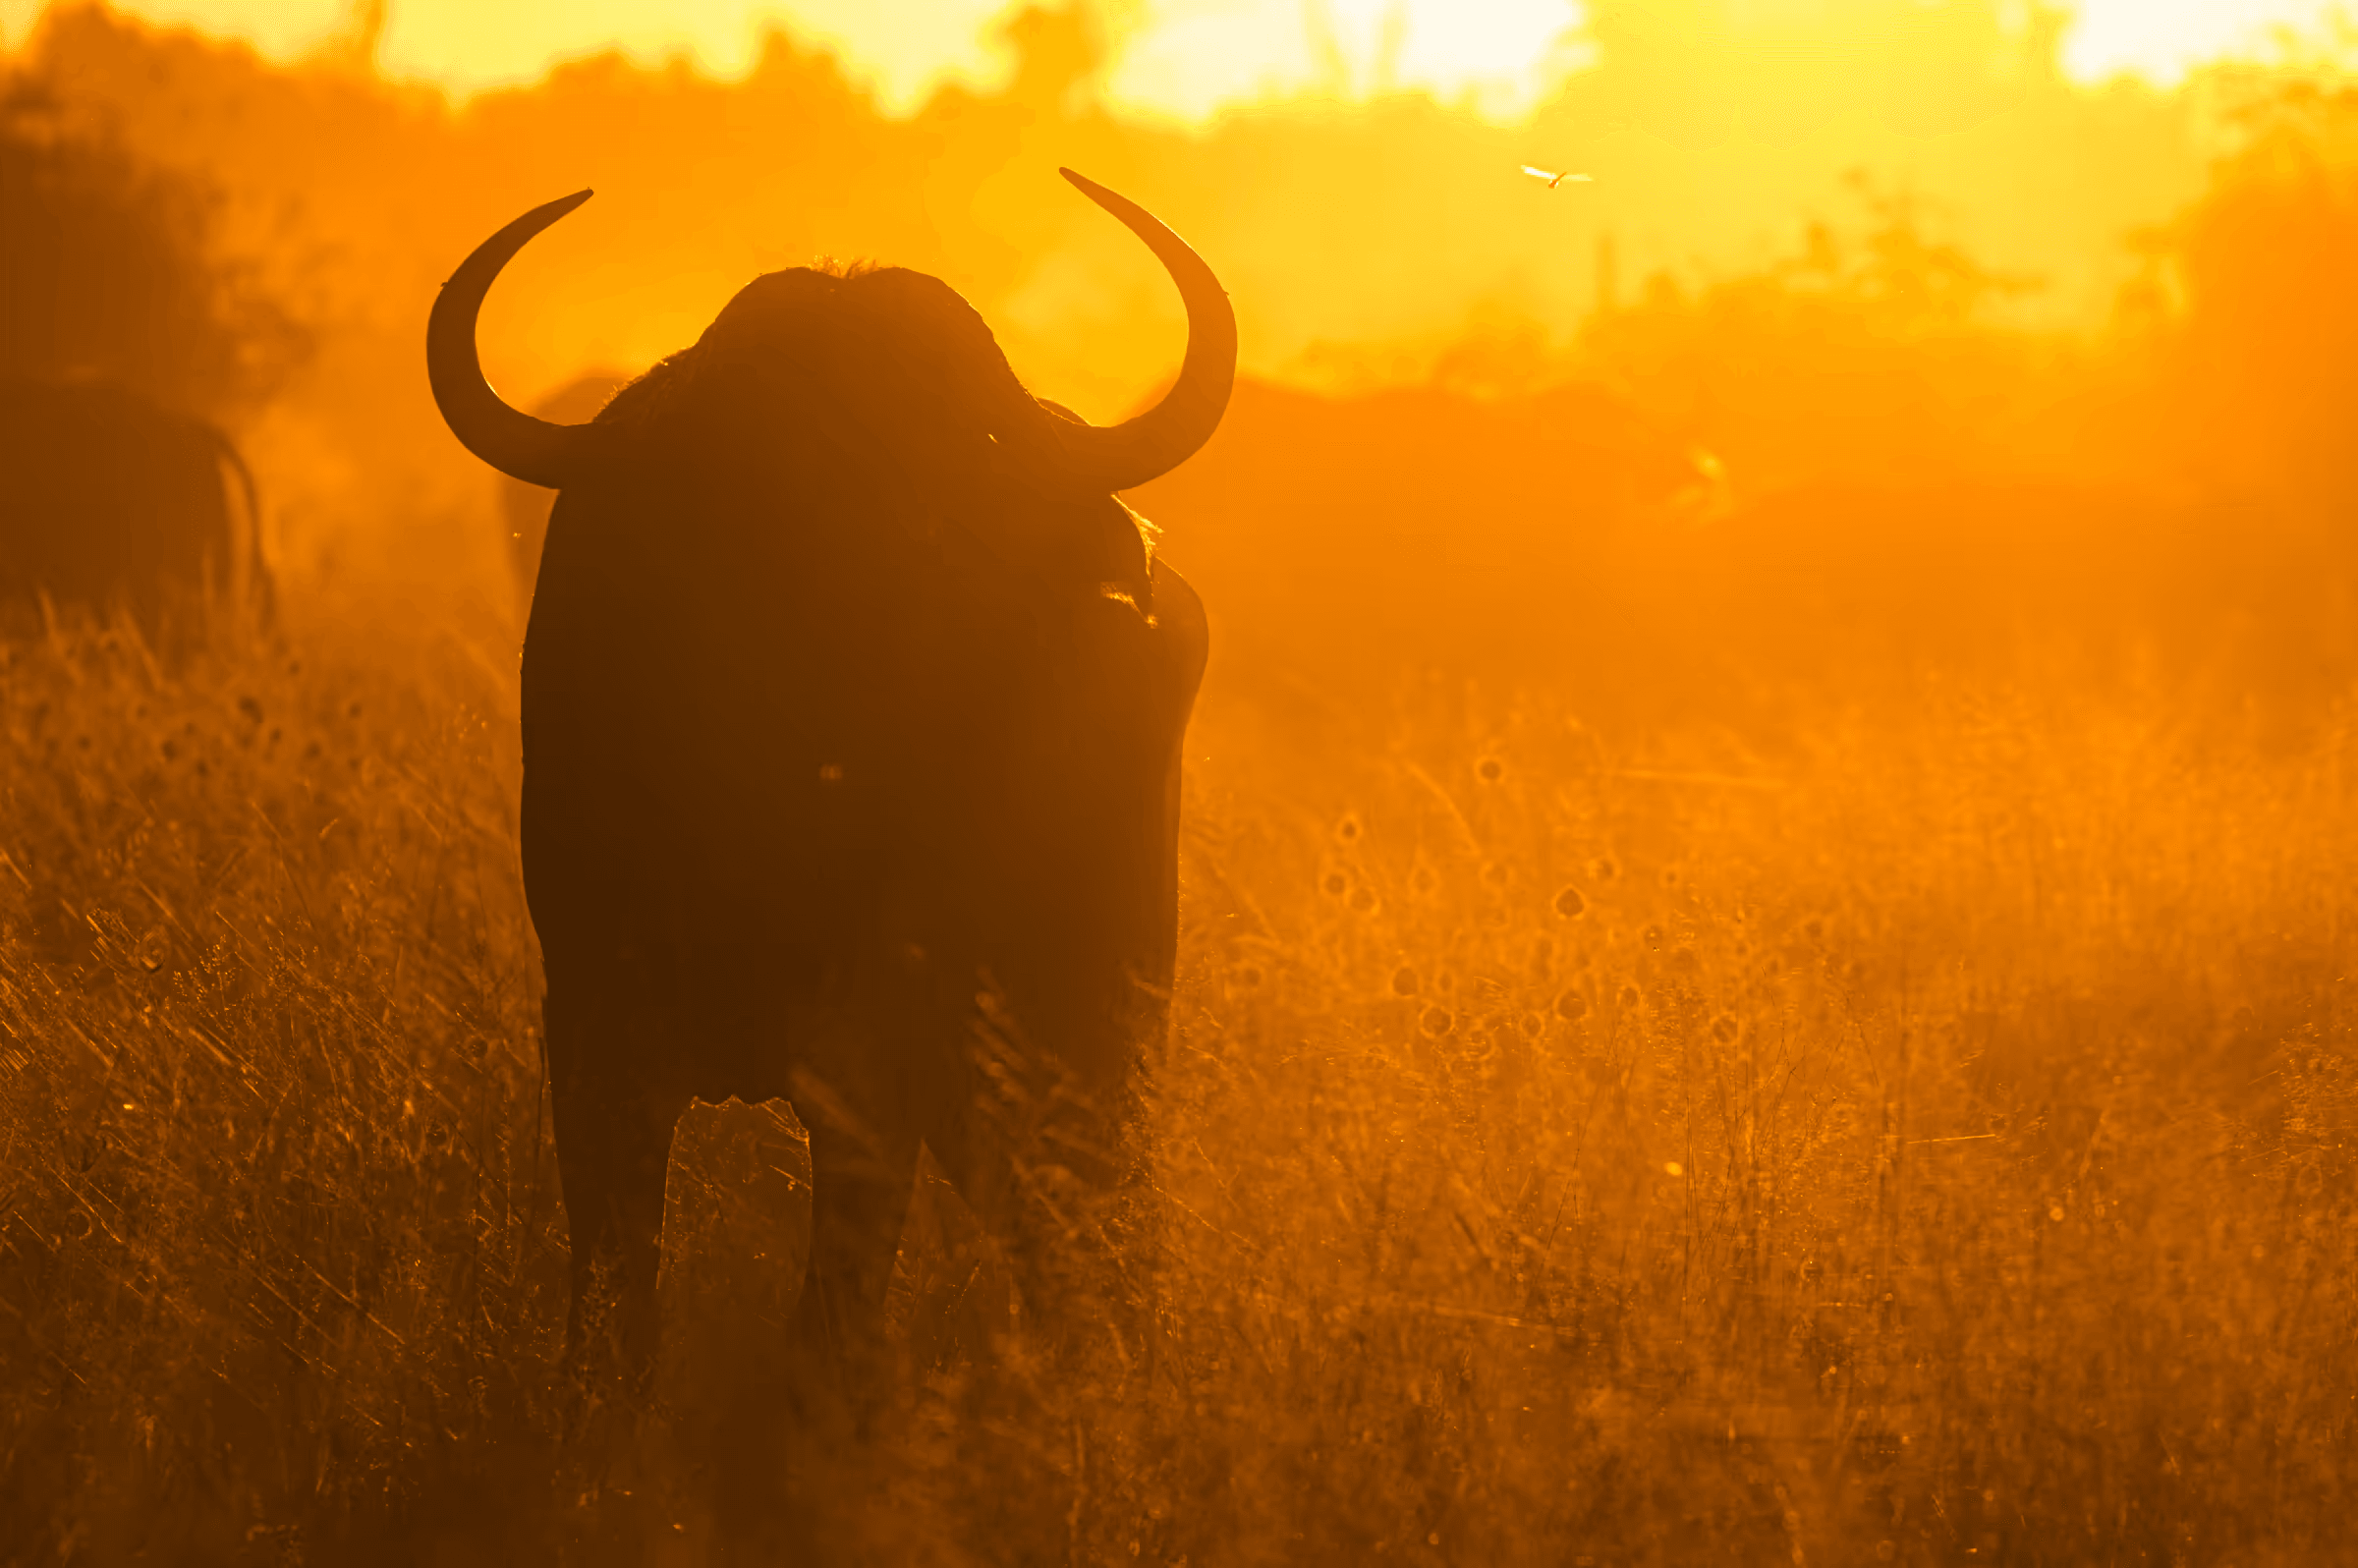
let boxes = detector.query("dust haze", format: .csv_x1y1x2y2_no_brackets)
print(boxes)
3,2,2354,1562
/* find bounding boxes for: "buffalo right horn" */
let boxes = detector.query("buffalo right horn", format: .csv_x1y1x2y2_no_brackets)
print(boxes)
426,191,596,489
1045,170,1237,492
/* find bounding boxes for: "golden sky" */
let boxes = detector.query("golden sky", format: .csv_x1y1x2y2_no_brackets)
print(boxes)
1,0,2344,118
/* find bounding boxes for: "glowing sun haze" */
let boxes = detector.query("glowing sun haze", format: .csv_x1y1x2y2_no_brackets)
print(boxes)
0,0,2344,116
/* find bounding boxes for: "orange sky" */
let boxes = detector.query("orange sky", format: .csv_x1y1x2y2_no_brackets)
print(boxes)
2,0,2347,117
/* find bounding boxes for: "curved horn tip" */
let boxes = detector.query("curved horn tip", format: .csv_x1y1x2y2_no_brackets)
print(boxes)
1045,167,1236,490
427,190,599,488
1058,169,1134,216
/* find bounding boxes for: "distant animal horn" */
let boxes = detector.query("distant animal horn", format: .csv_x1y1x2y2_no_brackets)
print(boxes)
1046,169,1237,490
426,191,595,488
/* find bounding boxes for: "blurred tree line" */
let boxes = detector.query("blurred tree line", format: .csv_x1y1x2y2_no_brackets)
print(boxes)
2155,79,2358,508
0,0,2351,665
1,72,304,425
1567,69,2358,513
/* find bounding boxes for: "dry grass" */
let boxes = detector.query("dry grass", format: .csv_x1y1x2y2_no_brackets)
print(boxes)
2,605,2353,1565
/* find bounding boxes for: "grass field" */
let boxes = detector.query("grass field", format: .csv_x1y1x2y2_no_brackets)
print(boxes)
2,601,2352,1565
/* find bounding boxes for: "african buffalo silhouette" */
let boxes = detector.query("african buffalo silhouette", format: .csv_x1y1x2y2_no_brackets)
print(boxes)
1,376,269,645
496,368,627,613
427,170,1230,1533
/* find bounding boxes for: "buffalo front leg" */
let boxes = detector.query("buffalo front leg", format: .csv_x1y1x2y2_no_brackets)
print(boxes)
546,982,683,1397
927,1027,1141,1368
711,1071,920,1559
921,1055,1145,1566
789,1113,923,1423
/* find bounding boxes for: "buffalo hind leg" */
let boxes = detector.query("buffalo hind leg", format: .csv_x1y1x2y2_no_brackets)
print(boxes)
546,984,683,1401
543,988,685,1566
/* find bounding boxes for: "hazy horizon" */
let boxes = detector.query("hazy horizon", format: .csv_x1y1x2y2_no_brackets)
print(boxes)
3,0,2346,114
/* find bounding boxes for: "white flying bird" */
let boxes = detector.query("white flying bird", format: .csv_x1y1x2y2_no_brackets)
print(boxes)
1521,165,1595,189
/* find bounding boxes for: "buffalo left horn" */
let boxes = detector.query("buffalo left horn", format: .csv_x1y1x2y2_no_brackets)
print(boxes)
426,190,596,489
1044,169,1238,492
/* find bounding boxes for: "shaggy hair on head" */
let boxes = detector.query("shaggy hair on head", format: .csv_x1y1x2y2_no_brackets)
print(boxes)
592,263,1050,470
577,262,1154,592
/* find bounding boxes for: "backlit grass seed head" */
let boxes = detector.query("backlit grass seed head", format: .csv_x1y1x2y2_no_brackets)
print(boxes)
1553,887,1586,919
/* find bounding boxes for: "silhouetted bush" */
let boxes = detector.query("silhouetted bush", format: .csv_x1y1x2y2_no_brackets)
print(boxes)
2142,78,2358,503
0,73,302,422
